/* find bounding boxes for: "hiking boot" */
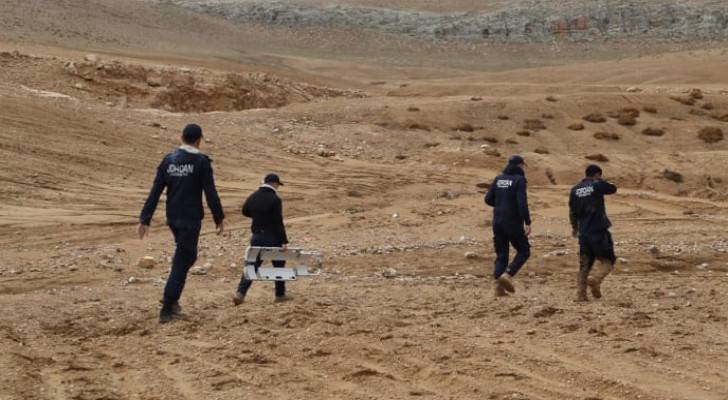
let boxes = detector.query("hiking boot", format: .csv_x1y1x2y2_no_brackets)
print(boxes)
274,295,294,303
588,261,614,299
159,303,188,324
232,292,246,306
493,280,508,298
587,277,602,299
498,275,516,293
576,270,589,302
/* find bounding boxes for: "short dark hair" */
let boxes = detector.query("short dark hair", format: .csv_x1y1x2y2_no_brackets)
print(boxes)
182,124,203,144
585,164,603,177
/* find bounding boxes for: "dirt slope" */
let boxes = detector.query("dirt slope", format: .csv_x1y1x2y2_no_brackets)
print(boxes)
1,1,728,400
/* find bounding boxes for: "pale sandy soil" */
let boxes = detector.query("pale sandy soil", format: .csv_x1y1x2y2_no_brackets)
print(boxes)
1,1,728,399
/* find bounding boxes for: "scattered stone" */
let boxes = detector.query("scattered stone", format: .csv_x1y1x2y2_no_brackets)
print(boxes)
407,106,420,112
583,113,607,123
618,114,637,126
68,265,79,272
497,115,510,120
516,130,531,137
392,213,400,219
626,87,642,93
594,132,620,141
567,123,585,131
470,96,483,101
621,107,641,118
481,136,498,143
405,121,430,131
475,182,491,189
317,147,337,157
483,148,501,157
146,75,163,87
670,96,695,106
437,191,459,200
464,252,480,260
190,266,208,275
585,153,609,162
689,88,704,100
662,169,684,183
545,96,558,102
642,127,665,137
505,138,519,144
382,268,398,278
702,103,715,110
84,54,99,63
544,250,569,258
689,108,706,116
698,127,724,143
642,106,658,114
541,113,554,120
453,123,474,132
523,119,546,131
534,147,550,154
648,245,660,256
138,256,156,269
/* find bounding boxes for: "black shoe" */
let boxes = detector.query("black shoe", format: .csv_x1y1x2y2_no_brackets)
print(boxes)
232,292,245,306
159,302,188,324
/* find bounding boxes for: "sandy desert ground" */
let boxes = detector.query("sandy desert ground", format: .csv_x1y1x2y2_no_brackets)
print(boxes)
1,1,728,399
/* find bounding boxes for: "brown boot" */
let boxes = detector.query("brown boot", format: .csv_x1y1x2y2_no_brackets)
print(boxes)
576,270,589,302
493,279,508,298
588,261,614,299
498,275,516,293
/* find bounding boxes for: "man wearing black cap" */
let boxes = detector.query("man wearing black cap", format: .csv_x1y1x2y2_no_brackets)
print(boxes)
233,173,290,304
569,164,617,302
484,155,532,297
138,123,225,323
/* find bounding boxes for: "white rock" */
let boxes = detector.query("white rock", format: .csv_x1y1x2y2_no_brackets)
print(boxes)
84,54,98,63
382,268,398,278
190,266,208,275
138,256,156,269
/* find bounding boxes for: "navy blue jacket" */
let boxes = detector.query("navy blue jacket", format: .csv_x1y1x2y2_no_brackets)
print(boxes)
140,147,225,226
485,165,532,229
242,186,288,245
569,178,617,236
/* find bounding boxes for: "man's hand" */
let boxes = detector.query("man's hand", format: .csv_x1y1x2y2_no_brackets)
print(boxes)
524,224,532,237
216,220,225,236
281,244,288,252
137,223,149,240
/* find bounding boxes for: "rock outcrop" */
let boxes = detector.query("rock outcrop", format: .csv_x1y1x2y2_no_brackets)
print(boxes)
158,0,728,43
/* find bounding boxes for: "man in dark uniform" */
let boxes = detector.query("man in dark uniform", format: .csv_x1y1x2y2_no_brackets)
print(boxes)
569,164,618,302
485,155,532,298
233,173,290,305
138,123,225,323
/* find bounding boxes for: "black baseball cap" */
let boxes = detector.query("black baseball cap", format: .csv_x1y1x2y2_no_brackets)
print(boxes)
508,155,526,166
182,123,203,143
585,164,603,177
264,173,283,186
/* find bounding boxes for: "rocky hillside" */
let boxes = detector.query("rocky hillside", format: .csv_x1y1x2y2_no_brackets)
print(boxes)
155,0,728,43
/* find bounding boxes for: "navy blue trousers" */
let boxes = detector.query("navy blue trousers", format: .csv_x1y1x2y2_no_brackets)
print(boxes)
492,222,531,279
237,232,286,298
579,230,616,273
163,220,201,305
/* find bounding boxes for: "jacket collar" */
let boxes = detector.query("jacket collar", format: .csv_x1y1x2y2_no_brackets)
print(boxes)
179,144,200,154
259,184,277,193
502,164,525,176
